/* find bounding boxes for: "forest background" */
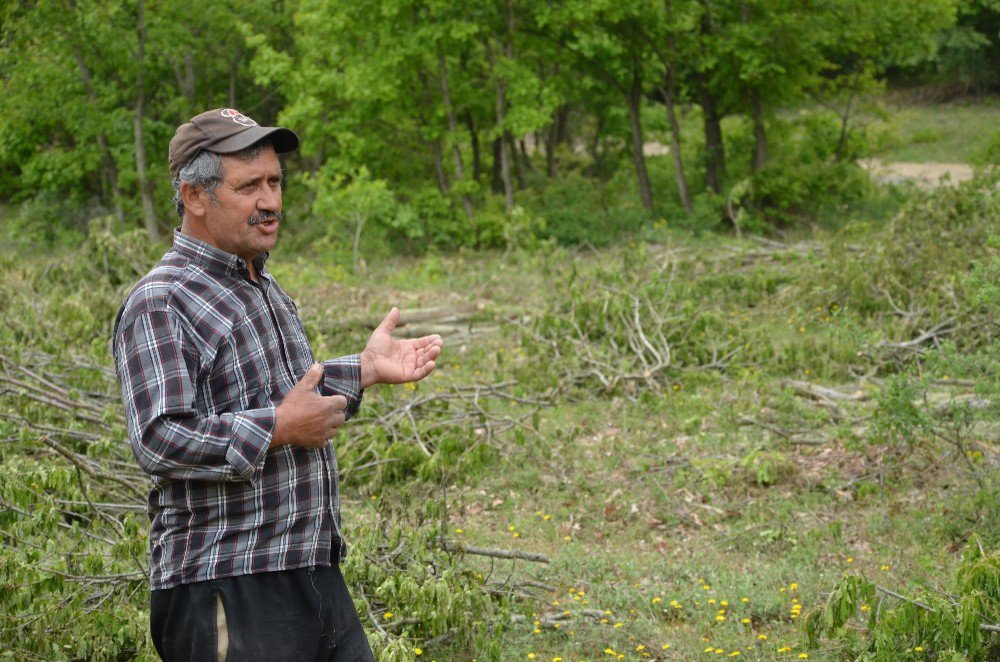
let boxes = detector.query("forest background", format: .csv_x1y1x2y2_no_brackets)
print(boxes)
1,0,1000,660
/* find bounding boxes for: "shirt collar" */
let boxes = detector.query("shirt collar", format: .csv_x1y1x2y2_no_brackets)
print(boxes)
171,228,270,279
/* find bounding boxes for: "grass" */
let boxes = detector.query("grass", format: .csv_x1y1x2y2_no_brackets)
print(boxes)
867,94,1000,163
1,98,998,661
285,206,994,659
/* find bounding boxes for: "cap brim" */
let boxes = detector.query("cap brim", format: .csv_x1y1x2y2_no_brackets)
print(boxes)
209,126,300,156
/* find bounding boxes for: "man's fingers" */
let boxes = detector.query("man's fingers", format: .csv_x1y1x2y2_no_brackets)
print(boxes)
325,394,348,411
293,363,324,392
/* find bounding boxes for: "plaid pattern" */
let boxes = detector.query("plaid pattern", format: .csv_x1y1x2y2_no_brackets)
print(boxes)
113,230,362,590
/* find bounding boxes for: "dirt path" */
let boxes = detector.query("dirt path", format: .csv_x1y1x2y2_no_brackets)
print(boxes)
858,159,972,188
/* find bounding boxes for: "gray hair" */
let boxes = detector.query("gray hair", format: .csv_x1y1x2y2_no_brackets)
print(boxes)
172,141,273,219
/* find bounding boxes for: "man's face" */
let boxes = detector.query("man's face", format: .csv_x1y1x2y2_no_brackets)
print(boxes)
201,144,283,264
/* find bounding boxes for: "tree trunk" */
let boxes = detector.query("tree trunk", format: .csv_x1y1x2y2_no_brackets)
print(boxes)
750,87,767,172
431,138,448,194
491,138,503,194
509,132,526,190
417,70,450,194
835,67,862,162
518,138,532,172
486,35,514,211
700,80,725,194
134,0,160,242
626,68,654,210
464,111,482,182
741,1,767,173
437,45,474,218
71,48,125,222
699,0,725,194
496,114,514,211
660,84,692,213
545,120,557,179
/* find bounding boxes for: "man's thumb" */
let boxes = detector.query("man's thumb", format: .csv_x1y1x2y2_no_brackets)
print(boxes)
378,307,400,334
294,363,323,391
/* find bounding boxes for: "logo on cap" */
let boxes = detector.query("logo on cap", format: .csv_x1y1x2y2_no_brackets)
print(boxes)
220,108,257,127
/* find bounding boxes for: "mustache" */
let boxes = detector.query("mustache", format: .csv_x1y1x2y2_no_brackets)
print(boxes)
247,210,283,226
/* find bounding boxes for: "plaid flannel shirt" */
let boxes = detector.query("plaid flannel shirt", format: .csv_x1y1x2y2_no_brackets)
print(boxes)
113,230,362,591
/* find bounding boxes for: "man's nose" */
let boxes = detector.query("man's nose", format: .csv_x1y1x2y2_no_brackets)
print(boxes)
258,184,282,211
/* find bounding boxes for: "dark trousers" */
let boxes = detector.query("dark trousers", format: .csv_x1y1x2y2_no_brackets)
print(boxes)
150,564,375,662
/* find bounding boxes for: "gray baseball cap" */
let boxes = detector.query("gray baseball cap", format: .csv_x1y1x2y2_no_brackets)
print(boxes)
169,108,299,178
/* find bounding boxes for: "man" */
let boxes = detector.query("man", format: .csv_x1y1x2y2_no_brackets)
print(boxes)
113,108,443,661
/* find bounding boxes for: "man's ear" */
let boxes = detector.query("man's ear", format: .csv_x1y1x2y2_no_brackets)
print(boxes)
180,181,208,218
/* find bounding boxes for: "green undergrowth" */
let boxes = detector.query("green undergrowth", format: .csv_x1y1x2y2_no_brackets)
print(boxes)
1,170,998,660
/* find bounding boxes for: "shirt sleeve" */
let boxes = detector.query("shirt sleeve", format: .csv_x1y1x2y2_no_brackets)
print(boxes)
321,354,364,420
114,308,273,483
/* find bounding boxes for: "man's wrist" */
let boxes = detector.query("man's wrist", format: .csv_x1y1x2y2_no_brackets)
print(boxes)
359,350,377,389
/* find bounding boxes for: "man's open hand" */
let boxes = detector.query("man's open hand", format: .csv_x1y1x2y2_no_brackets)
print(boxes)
271,363,347,448
360,307,443,389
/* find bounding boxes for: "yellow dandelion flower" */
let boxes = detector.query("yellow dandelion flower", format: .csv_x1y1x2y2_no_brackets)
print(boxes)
652,597,662,604
534,628,541,634
730,653,741,657
455,528,464,534
528,655,535,660
716,615,726,622
715,649,724,654
544,514,551,520
508,524,516,531
708,599,717,605
742,618,751,624
720,600,729,606
662,644,671,649
513,532,521,539
636,645,645,651
798,655,808,660
758,634,768,640
613,622,624,628
846,557,854,564
860,604,870,612
600,618,609,624
741,597,749,603
705,647,715,653
604,609,612,615
604,649,615,656
881,565,890,571
553,623,560,629
414,649,423,656
563,536,571,542
778,647,792,653
703,585,712,590
383,612,393,620
914,647,924,652
789,583,798,590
